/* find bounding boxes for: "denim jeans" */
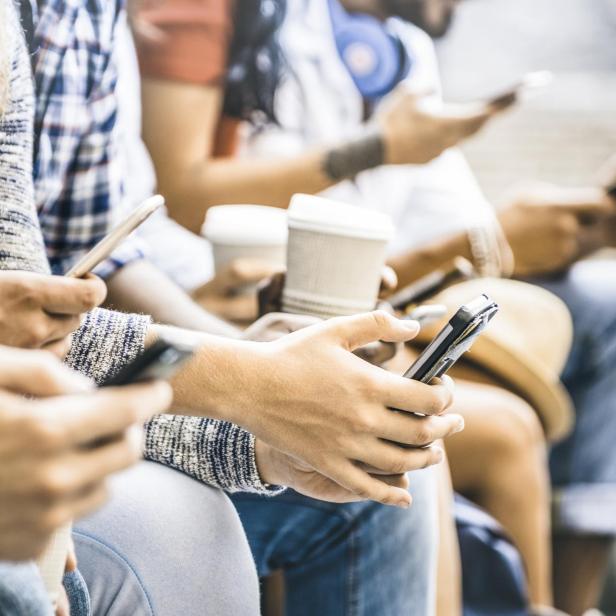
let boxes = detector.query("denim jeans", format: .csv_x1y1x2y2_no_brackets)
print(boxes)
535,259,616,535
0,562,52,616
231,467,438,616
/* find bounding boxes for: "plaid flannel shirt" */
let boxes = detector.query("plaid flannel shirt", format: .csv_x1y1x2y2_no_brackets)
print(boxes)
28,0,146,277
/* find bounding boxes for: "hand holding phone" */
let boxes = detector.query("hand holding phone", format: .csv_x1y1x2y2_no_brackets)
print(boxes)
66,195,164,278
486,71,553,111
404,295,498,383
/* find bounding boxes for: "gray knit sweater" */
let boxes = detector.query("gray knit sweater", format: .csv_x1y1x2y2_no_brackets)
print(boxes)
0,10,274,495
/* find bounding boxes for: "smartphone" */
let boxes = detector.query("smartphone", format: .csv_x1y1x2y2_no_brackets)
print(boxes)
404,294,498,383
102,337,195,387
487,70,553,110
389,257,476,313
66,195,164,278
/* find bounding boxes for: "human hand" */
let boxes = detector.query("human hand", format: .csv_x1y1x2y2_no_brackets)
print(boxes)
377,86,497,166
255,440,413,504
54,542,77,616
224,311,462,508
255,268,400,365
499,183,616,276
193,258,285,324
0,347,172,561
0,271,106,357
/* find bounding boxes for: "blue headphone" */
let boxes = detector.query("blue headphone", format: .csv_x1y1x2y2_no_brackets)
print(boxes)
328,0,413,101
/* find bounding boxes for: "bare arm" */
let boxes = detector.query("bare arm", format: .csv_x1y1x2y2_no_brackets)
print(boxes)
104,259,240,338
141,79,497,233
141,79,333,232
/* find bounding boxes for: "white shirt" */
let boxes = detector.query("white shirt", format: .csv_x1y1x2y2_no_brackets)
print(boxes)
243,0,494,256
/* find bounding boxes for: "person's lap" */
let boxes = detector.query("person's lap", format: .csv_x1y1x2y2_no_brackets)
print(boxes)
0,561,52,616
533,259,616,535
74,461,260,616
231,467,438,616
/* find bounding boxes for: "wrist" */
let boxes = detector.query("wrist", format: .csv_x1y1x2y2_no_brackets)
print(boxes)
254,439,288,487
322,131,385,181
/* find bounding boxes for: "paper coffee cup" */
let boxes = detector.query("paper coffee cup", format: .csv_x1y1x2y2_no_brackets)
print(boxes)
282,194,394,318
37,522,72,607
202,205,288,273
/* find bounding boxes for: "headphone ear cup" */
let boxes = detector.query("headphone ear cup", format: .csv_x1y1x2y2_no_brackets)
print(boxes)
329,0,411,100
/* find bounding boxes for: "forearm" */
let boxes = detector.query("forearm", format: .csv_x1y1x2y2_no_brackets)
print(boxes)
160,136,385,234
105,260,240,338
387,232,472,289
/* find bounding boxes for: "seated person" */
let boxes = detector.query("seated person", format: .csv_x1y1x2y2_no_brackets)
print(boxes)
132,0,559,613
7,2,461,614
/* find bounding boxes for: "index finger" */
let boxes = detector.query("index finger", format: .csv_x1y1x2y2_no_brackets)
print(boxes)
0,347,92,396
323,310,420,351
39,274,107,315
33,381,173,447
380,373,455,416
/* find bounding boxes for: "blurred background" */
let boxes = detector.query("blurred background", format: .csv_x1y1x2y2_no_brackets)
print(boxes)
436,0,616,204
438,2,616,609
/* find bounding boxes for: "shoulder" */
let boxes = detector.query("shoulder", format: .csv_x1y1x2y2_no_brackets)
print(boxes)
136,0,233,85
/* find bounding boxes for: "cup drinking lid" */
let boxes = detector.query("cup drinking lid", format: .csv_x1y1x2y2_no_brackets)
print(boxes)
202,205,289,246
287,194,394,241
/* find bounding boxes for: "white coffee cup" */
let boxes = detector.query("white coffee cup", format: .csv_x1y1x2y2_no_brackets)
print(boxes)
201,205,288,273
283,194,394,318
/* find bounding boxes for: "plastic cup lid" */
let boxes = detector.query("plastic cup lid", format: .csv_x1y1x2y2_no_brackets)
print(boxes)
287,194,394,241
202,205,288,246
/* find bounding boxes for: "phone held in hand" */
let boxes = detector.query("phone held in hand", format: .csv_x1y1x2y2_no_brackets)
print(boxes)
102,338,195,387
65,195,164,278
404,294,499,383
389,257,476,314
487,70,553,110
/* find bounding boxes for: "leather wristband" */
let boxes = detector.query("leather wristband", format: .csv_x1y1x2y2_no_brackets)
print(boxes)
322,132,385,181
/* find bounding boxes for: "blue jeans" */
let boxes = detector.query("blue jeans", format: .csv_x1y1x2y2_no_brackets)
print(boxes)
0,563,89,616
231,467,438,616
536,259,616,535
0,562,52,616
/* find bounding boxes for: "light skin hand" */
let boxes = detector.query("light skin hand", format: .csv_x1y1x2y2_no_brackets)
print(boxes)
499,183,616,276
0,272,107,357
177,311,462,508
255,440,413,505
377,86,498,166
254,267,400,365
0,347,172,561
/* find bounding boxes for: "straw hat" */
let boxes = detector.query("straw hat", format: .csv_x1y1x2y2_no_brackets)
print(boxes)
413,278,574,441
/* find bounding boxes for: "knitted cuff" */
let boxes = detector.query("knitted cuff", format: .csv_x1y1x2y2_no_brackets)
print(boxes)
144,414,285,495
65,308,151,384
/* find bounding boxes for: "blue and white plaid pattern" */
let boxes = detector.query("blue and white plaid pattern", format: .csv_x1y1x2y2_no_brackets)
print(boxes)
30,0,146,277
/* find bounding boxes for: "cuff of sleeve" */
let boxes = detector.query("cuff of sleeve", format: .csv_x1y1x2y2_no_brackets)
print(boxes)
144,415,285,495
65,308,151,384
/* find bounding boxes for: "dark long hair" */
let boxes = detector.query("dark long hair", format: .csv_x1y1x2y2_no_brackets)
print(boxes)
223,0,287,124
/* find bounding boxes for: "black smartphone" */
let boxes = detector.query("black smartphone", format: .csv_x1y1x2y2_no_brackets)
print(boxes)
404,294,498,383
102,338,195,387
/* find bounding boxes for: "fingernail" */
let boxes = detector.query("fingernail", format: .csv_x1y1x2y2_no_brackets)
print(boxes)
432,446,444,462
454,417,465,433
402,319,420,332
397,498,411,509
